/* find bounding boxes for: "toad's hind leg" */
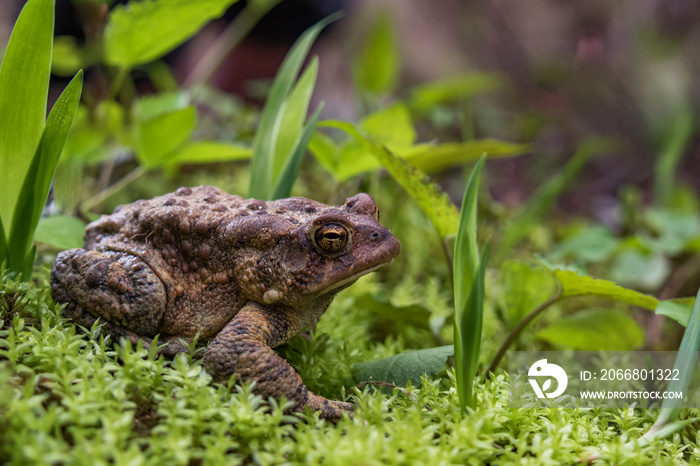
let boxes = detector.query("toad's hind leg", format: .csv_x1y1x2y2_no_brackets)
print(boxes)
204,302,354,421
50,249,185,353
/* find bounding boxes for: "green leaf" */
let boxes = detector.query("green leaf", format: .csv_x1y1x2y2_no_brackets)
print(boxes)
352,345,454,387
453,158,488,412
34,215,86,250
655,299,694,327
353,293,433,331
455,245,489,411
640,285,700,442
536,309,644,350
353,13,399,95
272,57,318,183
308,131,338,174
360,104,416,146
654,112,694,207
408,140,529,173
552,269,659,311
499,261,557,325
608,251,670,291
271,104,323,199
0,215,7,265
249,13,340,200
104,0,241,68
133,92,191,121
166,141,252,166
549,225,619,263
8,71,83,277
134,106,197,168
320,120,460,238
0,0,54,231
408,73,501,113
454,156,485,309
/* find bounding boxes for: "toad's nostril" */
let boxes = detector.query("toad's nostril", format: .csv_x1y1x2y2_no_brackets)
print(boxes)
371,231,381,239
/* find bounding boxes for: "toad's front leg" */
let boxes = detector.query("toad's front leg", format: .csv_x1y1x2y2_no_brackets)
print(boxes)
203,302,353,421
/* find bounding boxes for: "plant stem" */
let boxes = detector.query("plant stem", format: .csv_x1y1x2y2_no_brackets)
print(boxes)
81,166,147,212
485,283,563,378
183,0,281,89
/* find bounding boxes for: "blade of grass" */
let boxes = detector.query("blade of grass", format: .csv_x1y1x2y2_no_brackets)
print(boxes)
271,103,324,199
249,13,341,200
454,156,485,306
0,216,6,268
647,284,700,430
497,137,618,260
8,71,83,277
455,243,489,411
453,157,486,412
272,57,319,184
654,112,694,207
0,0,54,230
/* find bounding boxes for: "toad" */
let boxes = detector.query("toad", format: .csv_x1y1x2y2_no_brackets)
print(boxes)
50,186,400,420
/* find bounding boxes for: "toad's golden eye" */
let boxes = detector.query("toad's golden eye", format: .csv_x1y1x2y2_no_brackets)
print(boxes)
314,223,349,252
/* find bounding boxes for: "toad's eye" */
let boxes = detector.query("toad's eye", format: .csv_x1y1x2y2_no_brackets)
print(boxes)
314,223,349,252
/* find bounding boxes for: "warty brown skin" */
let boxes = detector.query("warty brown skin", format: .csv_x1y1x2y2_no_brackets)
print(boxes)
50,185,401,420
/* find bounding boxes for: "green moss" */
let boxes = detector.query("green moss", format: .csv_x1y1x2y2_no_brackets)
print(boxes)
0,267,698,465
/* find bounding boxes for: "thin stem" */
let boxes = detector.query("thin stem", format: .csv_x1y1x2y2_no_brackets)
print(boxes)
485,282,563,378
106,68,129,101
183,0,281,89
82,166,147,212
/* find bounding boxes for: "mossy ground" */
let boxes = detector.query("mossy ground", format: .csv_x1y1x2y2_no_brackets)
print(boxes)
2,266,700,465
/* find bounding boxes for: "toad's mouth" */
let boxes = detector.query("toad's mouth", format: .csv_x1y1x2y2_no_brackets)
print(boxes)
303,259,394,295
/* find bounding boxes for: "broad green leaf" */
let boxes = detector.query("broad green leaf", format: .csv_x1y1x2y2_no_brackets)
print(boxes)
133,92,191,121
360,103,416,146
8,71,83,277
34,215,86,250
272,57,318,182
321,120,460,238
0,0,53,230
608,251,670,291
408,140,529,173
536,309,644,350
499,261,557,325
655,299,694,327
643,207,700,255
553,269,659,310
353,13,399,95
455,245,489,411
104,0,241,68
549,225,619,263
354,293,432,331
408,73,501,112
166,141,252,166
134,106,197,168
249,13,340,200
308,131,338,173
352,345,454,387
498,137,618,256
271,104,323,199
453,158,487,411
